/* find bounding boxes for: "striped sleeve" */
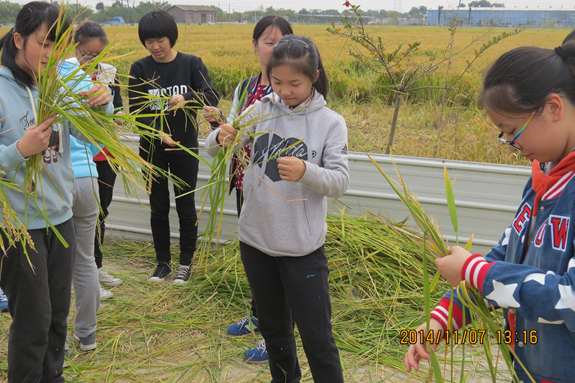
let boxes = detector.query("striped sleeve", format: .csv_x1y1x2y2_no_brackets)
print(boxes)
430,297,464,331
462,254,496,291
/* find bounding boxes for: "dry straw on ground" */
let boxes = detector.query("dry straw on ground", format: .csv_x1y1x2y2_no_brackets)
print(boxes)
0,213,510,382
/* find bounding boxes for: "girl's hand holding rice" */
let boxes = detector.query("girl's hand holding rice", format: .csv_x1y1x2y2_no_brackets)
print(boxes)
16,115,57,157
216,123,237,147
168,94,185,108
202,106,222,123
435,245,473,287
79,82,111,106
159,131,180,147
277,156,305,182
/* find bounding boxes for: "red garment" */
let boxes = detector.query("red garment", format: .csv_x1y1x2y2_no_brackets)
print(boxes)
233,84,268,191
91,70,115,162
531,151,575,215
93,147,113,162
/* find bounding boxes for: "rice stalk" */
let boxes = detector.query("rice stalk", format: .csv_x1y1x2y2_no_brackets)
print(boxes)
22,7,187,236
369,155,533,382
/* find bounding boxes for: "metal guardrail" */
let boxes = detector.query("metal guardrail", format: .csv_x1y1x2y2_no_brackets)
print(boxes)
106,135,531,255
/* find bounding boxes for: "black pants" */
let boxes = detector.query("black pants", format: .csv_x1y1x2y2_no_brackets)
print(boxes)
235,188,257,318
240,242,343,383
144,147,199,265
94,160,117,269
0,219,75,383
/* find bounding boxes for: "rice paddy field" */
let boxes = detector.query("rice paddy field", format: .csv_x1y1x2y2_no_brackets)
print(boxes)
0,24,565,381
69,25,570,164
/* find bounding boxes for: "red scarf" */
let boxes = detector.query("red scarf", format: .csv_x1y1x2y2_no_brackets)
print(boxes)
531,151,575,215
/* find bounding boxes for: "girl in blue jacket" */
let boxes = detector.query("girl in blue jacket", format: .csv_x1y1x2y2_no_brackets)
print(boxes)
405,43,575,383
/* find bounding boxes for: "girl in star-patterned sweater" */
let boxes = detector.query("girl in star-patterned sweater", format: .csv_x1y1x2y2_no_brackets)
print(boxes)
405,43,575,383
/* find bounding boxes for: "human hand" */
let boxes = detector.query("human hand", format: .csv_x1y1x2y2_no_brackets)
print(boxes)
277,156,306,182
168,94,186,108
114,110,126,126
217,124,238,147
435,246,474,287
17,115,57,157
79,83,111,106
159,132,180,147
202,106,222,124
404,319,445,372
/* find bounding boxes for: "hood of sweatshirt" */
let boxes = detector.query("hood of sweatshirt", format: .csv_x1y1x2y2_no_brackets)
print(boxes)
237,90,350,257
0,66,74,229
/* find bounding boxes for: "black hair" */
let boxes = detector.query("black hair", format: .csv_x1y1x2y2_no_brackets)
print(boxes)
564,29,575,45
74,20,108,45
138,10,178,48
252,15,292,42
267,35,329,102
480,42,575,115
0,2,71,88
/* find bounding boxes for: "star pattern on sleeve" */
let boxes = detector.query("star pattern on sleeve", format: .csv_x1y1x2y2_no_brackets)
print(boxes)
555,284,575,312
537,317,564,324
524,273,546,285
485,280,520,308
501,227,512,247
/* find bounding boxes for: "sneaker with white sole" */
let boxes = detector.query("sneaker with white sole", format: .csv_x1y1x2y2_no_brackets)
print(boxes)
0,288,8,313
172,265,191,285
227,315,259,336
98,268,123,287
148,263,171,283
73,332,97,352
244,340,269,363
100,286,114,300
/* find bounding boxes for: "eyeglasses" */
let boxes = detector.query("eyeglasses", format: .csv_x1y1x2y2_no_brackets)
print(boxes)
275,38,309,49
77,49,102,61
497,111,536,150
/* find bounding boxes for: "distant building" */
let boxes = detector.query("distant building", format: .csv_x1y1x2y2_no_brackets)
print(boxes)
428,8,575,27
166,5,217,24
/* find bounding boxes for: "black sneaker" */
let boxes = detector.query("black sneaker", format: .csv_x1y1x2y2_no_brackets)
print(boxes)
148,263,171,283
172,265,191,285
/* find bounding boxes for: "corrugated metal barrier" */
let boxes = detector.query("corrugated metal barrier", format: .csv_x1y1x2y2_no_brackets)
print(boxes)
106,135,531,255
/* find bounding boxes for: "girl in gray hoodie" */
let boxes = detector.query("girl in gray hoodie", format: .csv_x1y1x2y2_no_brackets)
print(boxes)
206,35,349,383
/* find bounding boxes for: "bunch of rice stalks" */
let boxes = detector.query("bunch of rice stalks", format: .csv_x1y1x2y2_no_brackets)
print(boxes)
193,95,299,266
23,7,184,246
368,155,533,382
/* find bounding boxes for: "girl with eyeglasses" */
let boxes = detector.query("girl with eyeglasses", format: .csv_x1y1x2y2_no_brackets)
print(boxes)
206,34,348,383
73,21,125,295
59,20,120,355
405,43,575,383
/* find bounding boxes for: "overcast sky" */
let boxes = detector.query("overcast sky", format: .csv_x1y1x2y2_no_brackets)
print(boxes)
19,0,575,13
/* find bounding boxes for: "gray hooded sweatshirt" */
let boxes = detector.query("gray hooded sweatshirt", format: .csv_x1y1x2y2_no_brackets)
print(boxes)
206,92,349,257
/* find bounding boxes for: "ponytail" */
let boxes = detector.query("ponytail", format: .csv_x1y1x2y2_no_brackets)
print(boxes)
267,35,330,102
0,2,71,88
314,46,329,101
480,41,575,115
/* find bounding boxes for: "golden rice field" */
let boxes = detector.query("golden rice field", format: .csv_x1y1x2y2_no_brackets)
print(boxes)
1,25,570,163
